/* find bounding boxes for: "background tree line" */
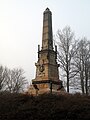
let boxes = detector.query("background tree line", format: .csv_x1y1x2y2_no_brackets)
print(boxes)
0,66,28,93
55,26,90,95
0,26,90,95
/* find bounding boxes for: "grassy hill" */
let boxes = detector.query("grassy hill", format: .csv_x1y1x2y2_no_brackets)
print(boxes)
0,92,90,120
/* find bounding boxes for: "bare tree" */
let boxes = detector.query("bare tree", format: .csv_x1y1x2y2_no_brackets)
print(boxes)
84,41,90,95
0,66,6,91
73,38,90,94
5,68,27,93
56,26,75,92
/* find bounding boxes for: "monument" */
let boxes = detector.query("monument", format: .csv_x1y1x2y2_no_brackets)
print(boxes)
28,8,63,95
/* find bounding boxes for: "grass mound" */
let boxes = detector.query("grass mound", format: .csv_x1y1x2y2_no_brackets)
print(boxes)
0,92,90,120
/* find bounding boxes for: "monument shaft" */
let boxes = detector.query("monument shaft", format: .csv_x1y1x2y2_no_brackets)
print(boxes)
29,8,62,95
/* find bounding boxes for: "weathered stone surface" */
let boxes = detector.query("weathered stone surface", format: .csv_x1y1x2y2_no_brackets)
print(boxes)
27,8,63,95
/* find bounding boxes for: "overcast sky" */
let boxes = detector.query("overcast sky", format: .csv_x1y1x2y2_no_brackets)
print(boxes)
0,0,90,83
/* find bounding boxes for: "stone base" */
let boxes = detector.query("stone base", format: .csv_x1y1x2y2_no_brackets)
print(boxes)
26,84,66,96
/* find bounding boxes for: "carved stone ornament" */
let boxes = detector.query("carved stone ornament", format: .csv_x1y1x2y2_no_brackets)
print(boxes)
39,64,44,72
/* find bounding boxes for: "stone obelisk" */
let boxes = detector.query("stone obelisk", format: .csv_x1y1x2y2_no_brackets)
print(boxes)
28,8,62,95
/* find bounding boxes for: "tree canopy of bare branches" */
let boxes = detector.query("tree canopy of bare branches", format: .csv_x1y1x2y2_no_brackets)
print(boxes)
56,26,75,92
72,38,90,94
0,66,6,91
55,26,90,94
0,66,28,93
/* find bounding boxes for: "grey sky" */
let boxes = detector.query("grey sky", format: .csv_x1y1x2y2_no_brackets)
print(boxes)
0,0,90,83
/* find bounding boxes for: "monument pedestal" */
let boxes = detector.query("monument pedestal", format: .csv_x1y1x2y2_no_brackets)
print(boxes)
27,79,64,95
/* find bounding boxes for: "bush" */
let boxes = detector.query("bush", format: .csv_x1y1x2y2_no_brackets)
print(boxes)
0,92,90,120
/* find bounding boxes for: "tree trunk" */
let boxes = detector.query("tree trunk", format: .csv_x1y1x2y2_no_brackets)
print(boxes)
85,66,88,95
80,71,84,94
66,57,69,93
67,71,69,92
